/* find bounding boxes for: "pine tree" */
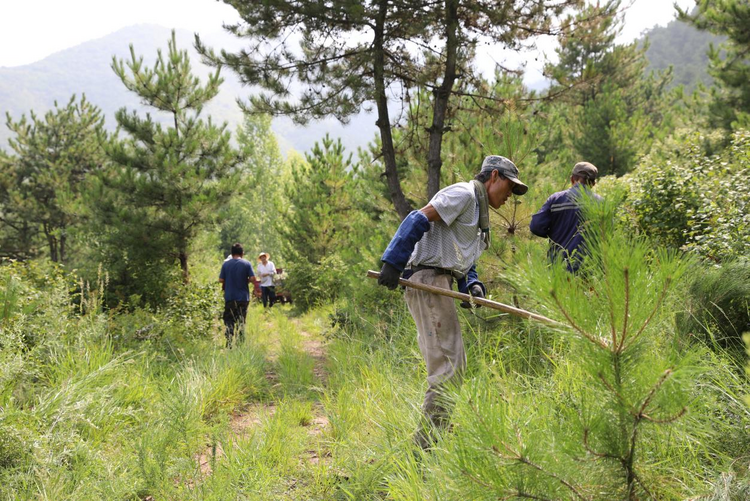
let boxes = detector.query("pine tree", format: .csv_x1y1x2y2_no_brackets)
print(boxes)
2,96,106,262
0,150,39,260
546,0,674,176
281,135,359,265
452,195,696,499
198,0,581,218
98,31,241,285
276,136,378,310
679,0,750,130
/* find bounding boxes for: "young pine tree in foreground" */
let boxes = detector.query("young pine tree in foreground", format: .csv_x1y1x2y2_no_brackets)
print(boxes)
449,194,707,499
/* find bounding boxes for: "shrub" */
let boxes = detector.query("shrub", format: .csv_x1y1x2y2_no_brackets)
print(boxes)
628,130,750,261
285,253,350,313
163,281,222,339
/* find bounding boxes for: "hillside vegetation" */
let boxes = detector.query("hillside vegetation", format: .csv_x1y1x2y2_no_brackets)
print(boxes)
1,0,749,499
644,15,722,92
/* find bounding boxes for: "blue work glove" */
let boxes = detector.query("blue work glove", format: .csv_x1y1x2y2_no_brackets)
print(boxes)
461,284,485,309
458,264,486,295
378,262,401,290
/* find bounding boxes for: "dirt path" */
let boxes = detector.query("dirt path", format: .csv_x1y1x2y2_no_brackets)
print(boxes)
196,313,330,478
293,318,330,466
296,318,329,386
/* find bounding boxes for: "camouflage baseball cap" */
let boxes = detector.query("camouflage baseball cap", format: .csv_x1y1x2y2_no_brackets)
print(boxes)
480,155,528,195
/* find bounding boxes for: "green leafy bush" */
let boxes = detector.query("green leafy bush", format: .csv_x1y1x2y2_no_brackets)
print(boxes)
686,130,750,259
285,253,349,313
629,156,702,249
629,130,750,260
163,281,222,339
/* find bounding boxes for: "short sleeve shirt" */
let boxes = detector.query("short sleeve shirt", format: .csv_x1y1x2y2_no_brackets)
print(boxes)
408,182,486,275
219,258,255,301
257,261,276,287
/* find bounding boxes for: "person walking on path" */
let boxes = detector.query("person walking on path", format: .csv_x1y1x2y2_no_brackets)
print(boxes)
529,162,601,273
219,243,255,348
257,252,277,308
377,155,528,450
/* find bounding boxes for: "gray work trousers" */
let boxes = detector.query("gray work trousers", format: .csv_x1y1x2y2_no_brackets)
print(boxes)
405,269,466,429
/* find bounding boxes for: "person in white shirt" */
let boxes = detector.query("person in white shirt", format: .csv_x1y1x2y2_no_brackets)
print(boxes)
378,155,528,450
257,252,277,308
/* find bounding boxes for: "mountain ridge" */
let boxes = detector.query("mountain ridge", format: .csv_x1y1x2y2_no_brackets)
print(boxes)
0,24,378,155
0,20,719,156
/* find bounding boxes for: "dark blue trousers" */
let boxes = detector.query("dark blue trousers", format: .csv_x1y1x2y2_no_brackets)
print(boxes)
261,286,276,308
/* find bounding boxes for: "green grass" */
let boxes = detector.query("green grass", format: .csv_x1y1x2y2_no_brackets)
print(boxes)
1,260,749,500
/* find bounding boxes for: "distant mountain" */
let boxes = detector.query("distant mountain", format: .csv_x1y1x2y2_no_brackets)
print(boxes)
641,17,723,93
2,21,718,156
0,25,379,155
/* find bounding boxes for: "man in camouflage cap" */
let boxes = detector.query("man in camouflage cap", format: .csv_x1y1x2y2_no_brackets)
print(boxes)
377,155,528,450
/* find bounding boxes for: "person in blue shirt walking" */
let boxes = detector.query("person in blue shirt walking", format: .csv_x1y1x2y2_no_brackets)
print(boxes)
529,162,601,273
219,243,255,348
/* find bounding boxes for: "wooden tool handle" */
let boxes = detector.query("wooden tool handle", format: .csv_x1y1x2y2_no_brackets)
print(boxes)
367,270,564,327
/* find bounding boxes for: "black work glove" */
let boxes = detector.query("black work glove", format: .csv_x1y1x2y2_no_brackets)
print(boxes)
460,284,485,308
378,262,401,290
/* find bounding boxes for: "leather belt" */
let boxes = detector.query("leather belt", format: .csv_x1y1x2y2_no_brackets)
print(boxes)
410,264,464,280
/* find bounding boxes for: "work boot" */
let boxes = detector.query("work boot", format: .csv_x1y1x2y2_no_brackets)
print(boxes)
413,426,434,452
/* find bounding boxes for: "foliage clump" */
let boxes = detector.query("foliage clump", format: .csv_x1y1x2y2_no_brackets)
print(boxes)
678,260,750,351
628,129,750,261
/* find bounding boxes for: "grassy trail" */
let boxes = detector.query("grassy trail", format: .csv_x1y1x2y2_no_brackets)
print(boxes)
0,284,430,501
198,315,330,477
188,306,342,499
5,278,745,500
190,305,433,500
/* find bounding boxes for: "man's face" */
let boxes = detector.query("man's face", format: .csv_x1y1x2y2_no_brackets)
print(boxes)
260,256,267,264
487,171,514,209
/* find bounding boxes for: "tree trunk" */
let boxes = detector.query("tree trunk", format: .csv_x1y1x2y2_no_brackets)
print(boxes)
374,0,413,220
43,224,58,262
613,351,638,498
179,251,190,284
60,230,66,264
426,0,460,200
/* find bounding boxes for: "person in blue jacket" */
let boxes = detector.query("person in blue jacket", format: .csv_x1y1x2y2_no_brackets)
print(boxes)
529,162,601,273
377,155,528,450
219,243,255,348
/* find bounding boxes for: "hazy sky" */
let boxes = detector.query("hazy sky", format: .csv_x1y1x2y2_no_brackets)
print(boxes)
0,0,695,69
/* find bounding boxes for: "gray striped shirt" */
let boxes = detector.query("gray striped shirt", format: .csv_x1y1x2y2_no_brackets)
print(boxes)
408,182,486,275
